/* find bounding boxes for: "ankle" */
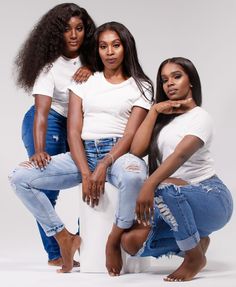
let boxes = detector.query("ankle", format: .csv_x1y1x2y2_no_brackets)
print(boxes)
185,244,204,260
55,228,71,243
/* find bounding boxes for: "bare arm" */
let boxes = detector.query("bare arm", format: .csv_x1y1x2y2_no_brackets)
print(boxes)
136,135,203,224
130,106,158,157
89,106,148,206
30,95,52,169
67,91,94,204
67,91,91,175
131,98,194,157
102,106,148,166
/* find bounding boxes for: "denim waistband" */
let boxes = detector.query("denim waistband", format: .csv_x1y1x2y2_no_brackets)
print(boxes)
83,137,120,145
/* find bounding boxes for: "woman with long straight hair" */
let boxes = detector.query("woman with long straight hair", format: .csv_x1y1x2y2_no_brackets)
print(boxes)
10,22,154,273
106,57,233,281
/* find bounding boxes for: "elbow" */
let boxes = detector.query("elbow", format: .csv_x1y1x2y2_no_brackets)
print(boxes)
130,144,139,156
130,144,146,158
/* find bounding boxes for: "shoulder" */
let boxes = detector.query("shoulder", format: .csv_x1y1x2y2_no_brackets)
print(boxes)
68,72,102,97
190,107,213,125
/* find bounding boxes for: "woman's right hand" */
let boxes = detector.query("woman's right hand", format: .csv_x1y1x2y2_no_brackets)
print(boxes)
72,66,93,83
29,151,51,170
153,98,193,115
82,173,92,205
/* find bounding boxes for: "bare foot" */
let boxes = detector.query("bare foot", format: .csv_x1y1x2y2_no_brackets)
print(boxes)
164,244,206,282
200,236,210,255
48,258,80,267
106,225,125,276
54,229,81,273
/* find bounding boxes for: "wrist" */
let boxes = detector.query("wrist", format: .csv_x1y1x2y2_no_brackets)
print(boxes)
81,171,91,179
150,105,159,116
145,178,158,190
101,153,114,167
34,151,45,155
98,160,109,168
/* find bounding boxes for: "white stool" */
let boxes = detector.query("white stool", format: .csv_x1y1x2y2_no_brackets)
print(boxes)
79,183,151,273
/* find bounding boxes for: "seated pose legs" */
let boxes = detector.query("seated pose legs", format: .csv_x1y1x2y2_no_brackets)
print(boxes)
14,3,96,266
9,21,153,273
106,57,233,281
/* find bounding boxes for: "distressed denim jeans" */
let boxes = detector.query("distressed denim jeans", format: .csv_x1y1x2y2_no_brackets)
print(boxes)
22,106,68,260
137,175,233,258
9,142,147,240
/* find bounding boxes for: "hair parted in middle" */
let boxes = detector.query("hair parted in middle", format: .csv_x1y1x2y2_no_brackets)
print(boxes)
15,3,96,91
148,57,202,175
93,21,154,101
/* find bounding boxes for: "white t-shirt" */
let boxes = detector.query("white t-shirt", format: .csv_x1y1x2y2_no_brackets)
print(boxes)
69,72,152,140
158,107,215,183
32,56,81,117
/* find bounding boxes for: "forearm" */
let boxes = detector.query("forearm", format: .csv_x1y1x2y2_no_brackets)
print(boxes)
33,113,47,153
130,107,158,157
67,131,90,177
148,135,203,188
147,152,188,190
100,133,134,167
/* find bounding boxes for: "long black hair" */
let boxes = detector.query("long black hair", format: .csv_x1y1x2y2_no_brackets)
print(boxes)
148,57,202,174
93,21,154,101
14,3,96,92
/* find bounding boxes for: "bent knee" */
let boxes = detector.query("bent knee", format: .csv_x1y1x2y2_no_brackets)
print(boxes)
114,154,147,181
8,164,33,187
121,232,140,256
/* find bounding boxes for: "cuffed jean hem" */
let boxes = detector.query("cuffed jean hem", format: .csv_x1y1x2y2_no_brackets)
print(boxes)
48,253,62,261
115,218,134,229
134,229,180,259
46,224,65,237
176,231,200,251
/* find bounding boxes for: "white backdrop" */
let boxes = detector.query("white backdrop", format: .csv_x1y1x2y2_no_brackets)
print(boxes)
0,0,235,266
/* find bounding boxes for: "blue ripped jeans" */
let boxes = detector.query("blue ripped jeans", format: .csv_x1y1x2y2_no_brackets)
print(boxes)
9,142,147,239
137,175,233,258
22,106,68,260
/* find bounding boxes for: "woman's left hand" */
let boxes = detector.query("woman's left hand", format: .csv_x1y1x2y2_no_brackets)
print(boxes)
135,181,155,226
88,162,107,206
72,66,93,83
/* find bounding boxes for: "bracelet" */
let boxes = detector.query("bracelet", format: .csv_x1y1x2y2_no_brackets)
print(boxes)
106,153,114,165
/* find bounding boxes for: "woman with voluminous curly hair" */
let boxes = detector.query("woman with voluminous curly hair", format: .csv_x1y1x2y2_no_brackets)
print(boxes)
13,2,96,267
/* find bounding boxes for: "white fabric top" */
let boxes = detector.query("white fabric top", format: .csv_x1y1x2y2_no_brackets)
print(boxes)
69,72,152,140
158,106,215,183
32,56,81,117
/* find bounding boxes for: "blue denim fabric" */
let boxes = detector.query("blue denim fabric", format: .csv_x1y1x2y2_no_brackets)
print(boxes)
136,175,233,258
12,138,144,235
21,106,68,260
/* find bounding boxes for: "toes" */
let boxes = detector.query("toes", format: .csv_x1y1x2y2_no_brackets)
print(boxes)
108,267,120,277
56,268,70,273
164,275,183,282
164,276,174,282
56,264,72,273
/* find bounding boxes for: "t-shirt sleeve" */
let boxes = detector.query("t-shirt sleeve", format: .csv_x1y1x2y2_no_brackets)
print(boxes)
185,110,213,144
68,80,85,99
133,84,153,110
32,68,54,97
